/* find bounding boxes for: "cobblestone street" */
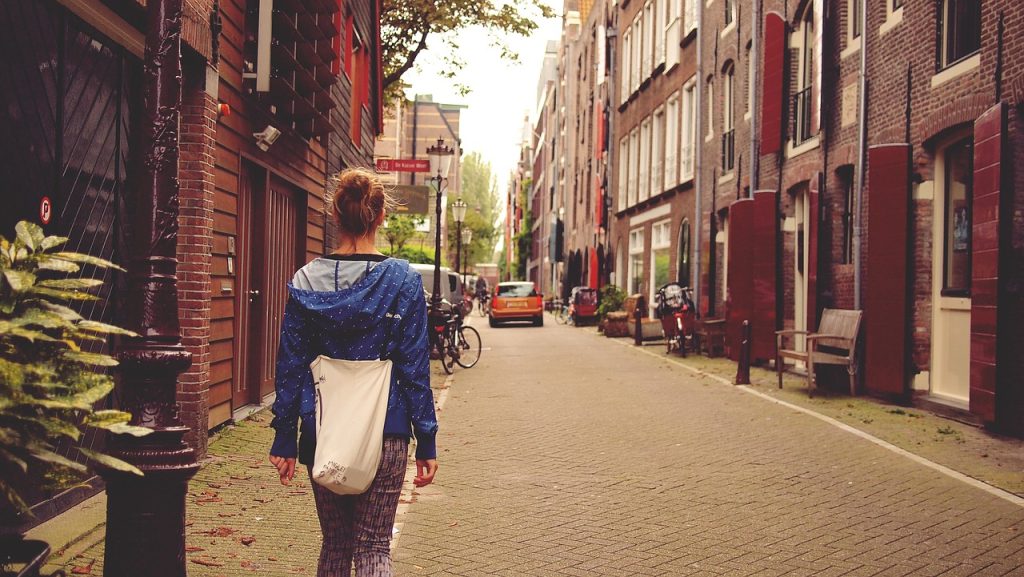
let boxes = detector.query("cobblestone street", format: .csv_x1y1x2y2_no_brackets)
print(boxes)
392,317,1024,576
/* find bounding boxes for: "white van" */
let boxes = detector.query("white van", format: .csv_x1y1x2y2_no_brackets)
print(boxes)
409,263,464,305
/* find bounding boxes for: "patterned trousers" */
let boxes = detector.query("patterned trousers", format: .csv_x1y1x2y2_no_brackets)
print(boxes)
309,437,409,577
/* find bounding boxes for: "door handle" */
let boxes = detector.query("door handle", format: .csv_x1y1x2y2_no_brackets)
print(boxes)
249,289,260,303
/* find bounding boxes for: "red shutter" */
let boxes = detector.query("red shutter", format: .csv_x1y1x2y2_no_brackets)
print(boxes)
865,144,911,396
970,102,1006,422
760,12,785,155
726,199,755,361
752,190,777,362
806,173,820,330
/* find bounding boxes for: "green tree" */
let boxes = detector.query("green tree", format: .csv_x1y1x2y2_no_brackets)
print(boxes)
447,152,502,269
382,214,425,254
381,0,555,99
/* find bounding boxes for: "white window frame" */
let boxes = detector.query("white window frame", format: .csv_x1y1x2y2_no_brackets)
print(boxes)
621,28,632,104
629,127,640,207
632,16,643,92
681,78,696,182
618,135,629,212
643,2,654,79
656,0,667,69
650,219,672,315
665,92,680,189
684,0,697,36
842,0,862,58
723,63,735,173
666,0,680,71
652,105,665,195
705,76,715,142
639,117,651,202
629,228,645,295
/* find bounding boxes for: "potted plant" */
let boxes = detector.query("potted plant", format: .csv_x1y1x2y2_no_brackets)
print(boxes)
0,221,149,575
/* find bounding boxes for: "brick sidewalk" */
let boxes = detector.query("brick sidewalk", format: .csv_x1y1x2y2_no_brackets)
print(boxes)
45,316,1024,576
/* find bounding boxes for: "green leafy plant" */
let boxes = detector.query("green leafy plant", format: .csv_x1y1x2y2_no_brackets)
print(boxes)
596,284,627,321
0,221,149,514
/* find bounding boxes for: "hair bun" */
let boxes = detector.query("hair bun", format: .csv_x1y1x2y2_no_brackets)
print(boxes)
330,167,395,238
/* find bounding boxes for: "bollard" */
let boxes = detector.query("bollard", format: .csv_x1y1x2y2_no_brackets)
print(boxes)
634,296,644,346
736,320,751,385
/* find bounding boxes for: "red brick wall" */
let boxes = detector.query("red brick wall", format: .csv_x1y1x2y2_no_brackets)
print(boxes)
177,61,217,457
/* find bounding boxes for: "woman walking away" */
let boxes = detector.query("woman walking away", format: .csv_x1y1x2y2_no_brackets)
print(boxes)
268,168,438,577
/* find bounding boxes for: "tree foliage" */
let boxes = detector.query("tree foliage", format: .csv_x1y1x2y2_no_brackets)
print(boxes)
382,214,425,255
381,0,555,99
0,222,148,514
446,152,502,269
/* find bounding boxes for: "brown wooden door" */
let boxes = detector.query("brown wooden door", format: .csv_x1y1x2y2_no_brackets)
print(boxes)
234,170,302,407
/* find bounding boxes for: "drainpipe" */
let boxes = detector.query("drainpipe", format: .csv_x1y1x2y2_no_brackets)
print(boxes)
693,0,704,316
749,0,761,192
853,0,867,309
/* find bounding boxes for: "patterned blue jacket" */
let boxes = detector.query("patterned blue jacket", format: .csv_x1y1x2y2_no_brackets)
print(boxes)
269,258,437,461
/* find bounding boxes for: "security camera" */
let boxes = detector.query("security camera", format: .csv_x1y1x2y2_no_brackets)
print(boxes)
254,125,281,151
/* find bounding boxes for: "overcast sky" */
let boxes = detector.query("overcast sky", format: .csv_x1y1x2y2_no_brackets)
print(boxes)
401,7,564,202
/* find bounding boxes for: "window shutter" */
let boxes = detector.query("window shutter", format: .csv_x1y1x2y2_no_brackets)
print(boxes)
726,199,755,362
865,144,911,396
760,12,786,154
970,102,1007,422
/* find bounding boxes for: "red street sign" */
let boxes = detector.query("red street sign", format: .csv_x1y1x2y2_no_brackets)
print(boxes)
376,158,430,173
39,196,52,225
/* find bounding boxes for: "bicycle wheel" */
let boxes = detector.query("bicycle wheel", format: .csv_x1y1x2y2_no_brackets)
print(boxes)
555,307,567,324
478,299,487,317
454,325,481,368
440,337,455,374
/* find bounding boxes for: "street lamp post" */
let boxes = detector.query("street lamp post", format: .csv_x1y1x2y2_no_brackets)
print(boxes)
426,137,454,311
461,227,473,287
452,197,468,280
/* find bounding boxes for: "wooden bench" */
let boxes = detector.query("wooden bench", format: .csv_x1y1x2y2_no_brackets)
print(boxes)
776,308,863,396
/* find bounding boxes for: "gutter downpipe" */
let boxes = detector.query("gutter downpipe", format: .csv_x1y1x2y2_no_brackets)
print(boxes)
853,0,867,309
693,0,704,316
750,0,760,193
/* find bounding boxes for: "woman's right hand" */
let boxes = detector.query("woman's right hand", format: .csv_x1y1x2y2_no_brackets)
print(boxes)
414,459,438,487
269,455,296,485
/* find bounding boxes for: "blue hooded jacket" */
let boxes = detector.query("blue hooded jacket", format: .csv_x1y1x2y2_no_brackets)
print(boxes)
269,257,437,462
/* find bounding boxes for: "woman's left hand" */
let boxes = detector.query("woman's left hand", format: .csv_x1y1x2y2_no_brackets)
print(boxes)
414,459,438,487
269,455,296,485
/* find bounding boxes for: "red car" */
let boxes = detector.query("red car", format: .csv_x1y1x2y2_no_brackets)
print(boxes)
489,282,544,327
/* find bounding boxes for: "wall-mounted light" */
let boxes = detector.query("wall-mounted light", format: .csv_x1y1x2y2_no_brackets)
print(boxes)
253,125,281,151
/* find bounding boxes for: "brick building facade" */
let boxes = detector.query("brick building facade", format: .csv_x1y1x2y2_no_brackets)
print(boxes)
611,0,700,315
692,0,1023,433
1,0,383,519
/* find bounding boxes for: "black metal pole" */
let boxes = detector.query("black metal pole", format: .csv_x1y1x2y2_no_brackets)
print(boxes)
102,0,199,575
455,219,462,279
736,320,751,385
431,177,443,309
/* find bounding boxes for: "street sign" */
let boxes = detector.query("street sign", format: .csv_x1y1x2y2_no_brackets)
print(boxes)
39,196,52,225
376,158,430,173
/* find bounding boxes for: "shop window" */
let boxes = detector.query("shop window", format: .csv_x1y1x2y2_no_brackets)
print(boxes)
629,229,645,295
651,220,672,311
942,138,973,295
938,0,981,69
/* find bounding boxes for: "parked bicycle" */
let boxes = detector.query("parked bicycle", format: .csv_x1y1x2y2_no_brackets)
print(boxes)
428,300,482,374
553,298,573,325
655,283,696,356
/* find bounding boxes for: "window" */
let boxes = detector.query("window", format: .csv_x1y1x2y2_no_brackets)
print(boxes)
643,2,654,77
629,229,645,295
618,136,629,211
747,42,754,118
678,219,691,286
850,0,862,39
893,0,904,9
681,79,696,181
724,0,735,27
632,16,643,91
838,166,854,264
665,93,680,188
792,7,815,145
629,128,640,207
639,117,651,201
653,106,665,194
684,0,697,35
656,0,667,68
943,138,973,294
722,63,735,172
651,220,672,313
706,76,714,140
621,29,632,103
666,0,681,70
939,0,981,69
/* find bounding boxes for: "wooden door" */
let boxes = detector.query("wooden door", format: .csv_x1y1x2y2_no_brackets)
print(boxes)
255,181,301,398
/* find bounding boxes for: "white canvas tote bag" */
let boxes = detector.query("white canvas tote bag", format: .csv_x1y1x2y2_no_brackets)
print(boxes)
310,355,392,495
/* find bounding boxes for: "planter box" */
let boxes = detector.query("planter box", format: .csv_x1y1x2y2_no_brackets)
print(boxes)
604,312,630,337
